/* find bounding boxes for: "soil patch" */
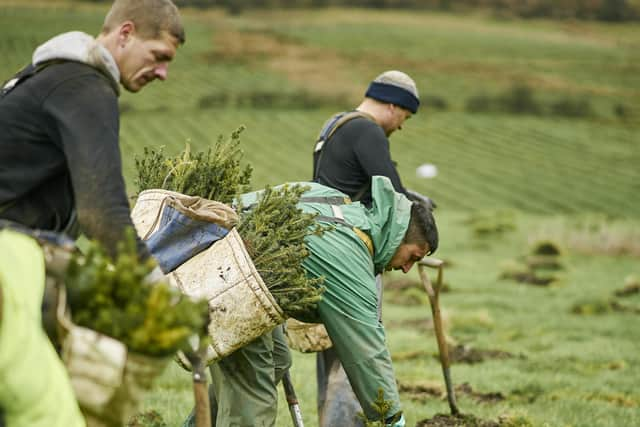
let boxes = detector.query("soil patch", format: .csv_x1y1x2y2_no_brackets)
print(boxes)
399,381,505,404
416,413,499,427
571,299,640,315
204,28,362,102
447,344,522,364
392,343,520,364
127,409,167,426
500,271,554,286
610,301,640,314
614,283,640,297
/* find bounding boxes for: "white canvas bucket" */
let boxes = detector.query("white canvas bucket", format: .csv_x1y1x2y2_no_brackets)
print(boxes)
131,189,285,364
57,289,169,427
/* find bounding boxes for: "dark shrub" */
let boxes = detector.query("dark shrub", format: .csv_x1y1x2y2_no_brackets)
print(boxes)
550,97,593,118
499,84,541,115
198,92,230,109
613,103,630,119
466,94,494,113
425,95,449,111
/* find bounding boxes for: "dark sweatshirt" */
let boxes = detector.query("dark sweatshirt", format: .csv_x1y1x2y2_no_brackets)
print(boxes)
0,60,147,258
312,115,407,207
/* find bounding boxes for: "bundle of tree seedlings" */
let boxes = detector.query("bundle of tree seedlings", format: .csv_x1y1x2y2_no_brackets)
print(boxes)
65,229,209,357
134,127,325,319
135,126,252,204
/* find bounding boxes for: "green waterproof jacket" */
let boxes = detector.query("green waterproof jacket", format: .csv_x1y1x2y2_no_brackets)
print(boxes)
240,175,411,275
0,229,86,427
296,175,411,275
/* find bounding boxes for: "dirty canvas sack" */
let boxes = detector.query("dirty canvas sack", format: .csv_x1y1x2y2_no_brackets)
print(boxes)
57,289,169,427
133,189,238,273
131,189,285,365
285,318,333,353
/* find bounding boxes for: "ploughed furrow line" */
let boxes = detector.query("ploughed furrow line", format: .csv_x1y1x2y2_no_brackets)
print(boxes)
500,120,639,174
469,119,640,215
419,115,638,215
445,115,635,187
400,127,561,214
410,125,595,214
435,124,623,214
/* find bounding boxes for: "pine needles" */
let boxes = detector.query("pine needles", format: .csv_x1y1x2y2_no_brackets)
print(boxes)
135,126,252,204
134,126,325,318
237,184,326,318
65,228,209,357
357,388,402,426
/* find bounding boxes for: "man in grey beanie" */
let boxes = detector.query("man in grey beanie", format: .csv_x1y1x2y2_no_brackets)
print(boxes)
312,70,420,208
311,70,434,426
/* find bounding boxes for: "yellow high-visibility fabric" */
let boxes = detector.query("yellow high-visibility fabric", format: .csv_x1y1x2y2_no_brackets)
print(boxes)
0,229,85,427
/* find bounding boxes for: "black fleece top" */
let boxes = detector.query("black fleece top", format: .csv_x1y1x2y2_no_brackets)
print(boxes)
0,61,147,257
312,116,407,207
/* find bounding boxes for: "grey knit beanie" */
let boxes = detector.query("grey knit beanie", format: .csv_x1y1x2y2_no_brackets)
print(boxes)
365,70,420,113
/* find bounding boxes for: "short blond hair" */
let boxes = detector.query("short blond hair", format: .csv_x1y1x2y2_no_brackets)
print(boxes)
102,0,185,44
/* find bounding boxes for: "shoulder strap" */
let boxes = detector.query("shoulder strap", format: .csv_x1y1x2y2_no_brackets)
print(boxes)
313,110,375,154
1,60,66,99
298,196,351,205
298,197,374,256
312,110,376,181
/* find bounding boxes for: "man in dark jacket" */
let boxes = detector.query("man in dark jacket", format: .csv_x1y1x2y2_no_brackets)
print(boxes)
312,70,435,426
0,0,185,258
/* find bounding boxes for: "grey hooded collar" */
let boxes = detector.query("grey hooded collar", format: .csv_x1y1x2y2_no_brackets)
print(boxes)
33,31,120,95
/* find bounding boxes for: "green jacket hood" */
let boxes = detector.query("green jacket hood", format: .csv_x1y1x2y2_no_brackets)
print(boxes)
366,176,412,272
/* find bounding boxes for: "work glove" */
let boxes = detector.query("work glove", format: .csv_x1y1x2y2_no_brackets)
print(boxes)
406,189,437,211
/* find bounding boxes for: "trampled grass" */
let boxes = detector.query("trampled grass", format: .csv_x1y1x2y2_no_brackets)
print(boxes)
1,2,639,426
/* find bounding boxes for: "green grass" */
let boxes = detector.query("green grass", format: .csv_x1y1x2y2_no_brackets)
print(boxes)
1,2,639,426
138,212,640,426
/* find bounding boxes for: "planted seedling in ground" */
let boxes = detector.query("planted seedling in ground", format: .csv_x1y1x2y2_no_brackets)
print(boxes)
357,389,402,427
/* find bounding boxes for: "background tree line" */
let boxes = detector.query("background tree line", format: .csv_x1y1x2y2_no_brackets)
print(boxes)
162,0,640,21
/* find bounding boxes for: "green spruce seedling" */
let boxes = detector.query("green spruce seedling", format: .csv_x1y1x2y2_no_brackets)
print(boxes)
66,228,210,357
135,127,328,318
357,388,401,427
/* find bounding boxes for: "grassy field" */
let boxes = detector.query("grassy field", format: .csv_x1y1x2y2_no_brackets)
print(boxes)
1,2,639,426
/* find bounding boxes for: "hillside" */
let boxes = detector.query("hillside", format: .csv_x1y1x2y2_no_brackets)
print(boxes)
1,3,638,217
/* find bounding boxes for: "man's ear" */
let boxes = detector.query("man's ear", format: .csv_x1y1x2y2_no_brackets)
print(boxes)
118,21,136,45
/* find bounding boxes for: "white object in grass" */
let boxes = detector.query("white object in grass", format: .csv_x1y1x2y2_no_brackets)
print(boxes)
416,163,438,179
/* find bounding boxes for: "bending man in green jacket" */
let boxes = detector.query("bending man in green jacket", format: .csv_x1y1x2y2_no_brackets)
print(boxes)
297,175,437,425
183,175,438,426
